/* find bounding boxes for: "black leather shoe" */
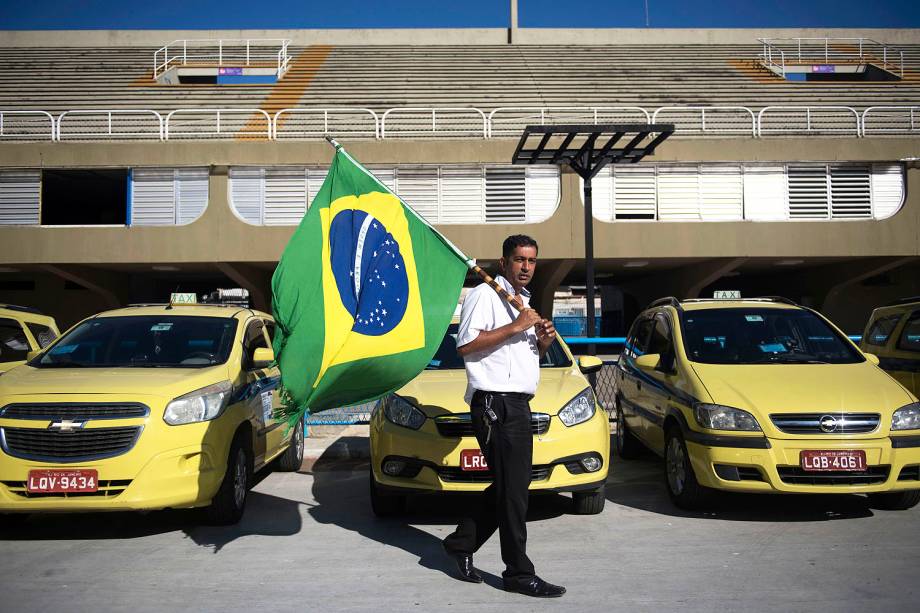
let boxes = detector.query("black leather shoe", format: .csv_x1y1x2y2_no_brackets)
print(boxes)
443,544,483,584
503,576,566,598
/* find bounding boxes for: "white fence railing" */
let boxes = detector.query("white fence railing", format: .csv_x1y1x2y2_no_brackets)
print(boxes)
153,38,292,79
5,106,920,142
758,37,905,78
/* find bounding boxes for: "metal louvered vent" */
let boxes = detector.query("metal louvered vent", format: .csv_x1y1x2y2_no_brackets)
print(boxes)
787,164,829,218
830,164,871,218
485,167,526,222
0,170,41,226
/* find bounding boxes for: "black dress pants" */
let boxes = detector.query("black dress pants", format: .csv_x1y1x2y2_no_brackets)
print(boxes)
443,390,536,581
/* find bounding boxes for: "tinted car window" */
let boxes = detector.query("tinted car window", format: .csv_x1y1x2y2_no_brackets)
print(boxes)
0,318,30,362
897,314,920,353
426,324,572,370
26,322,57,349
681,308,863,365
864,314,902,347
627,318,655,357
35,316,238,368
647,316,673,357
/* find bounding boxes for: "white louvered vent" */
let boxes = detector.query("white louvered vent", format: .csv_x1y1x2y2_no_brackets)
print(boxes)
397,167,439,222
307,167,329,206
229,168,264,225
131,168,209,226
440,166,483,224
829,164,871,218
264,168,307,226
485,167,526,222
0,170,40,226
657,165,700,220
525,167,560,222
700,165,743,221
589,167,614,221
787,165,829,219
871,164,905,219
743,165,786,221
367,167,396,193
614,166,656,220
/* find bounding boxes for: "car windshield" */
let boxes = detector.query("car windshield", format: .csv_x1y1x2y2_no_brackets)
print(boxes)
680,308,863,365
425,324,573,370
33,316,238,368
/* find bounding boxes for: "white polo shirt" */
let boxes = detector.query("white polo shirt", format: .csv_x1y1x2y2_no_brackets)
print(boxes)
457,275,540,404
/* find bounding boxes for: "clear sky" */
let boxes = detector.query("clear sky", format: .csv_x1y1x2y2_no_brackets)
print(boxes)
2,0,919,30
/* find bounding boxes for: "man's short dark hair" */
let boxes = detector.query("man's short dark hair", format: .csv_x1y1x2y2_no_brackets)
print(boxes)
502,234,538,259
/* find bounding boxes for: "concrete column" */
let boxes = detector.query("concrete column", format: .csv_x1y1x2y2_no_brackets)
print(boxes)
215,262,273,312
528,258,575,318
508,0,518,44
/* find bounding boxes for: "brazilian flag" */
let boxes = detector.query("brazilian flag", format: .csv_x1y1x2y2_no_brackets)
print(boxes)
271,144,470,420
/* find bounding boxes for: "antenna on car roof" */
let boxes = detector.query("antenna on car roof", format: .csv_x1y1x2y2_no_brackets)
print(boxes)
165,285,180,310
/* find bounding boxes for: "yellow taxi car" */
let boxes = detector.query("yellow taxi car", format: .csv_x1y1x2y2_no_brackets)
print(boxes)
860,298,920,398
0,304,303,525
0,304,60,374
369,323,609,516
613,297,920,511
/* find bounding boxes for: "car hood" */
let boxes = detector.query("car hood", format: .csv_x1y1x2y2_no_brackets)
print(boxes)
0,364,230,401
395,366,592,417
690,361,914,416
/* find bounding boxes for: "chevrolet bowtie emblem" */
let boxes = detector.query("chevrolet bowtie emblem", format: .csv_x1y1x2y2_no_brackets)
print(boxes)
48,419,86,433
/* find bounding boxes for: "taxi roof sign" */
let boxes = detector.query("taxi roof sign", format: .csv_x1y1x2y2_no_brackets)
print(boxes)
170,292,198,305
713,290,741,300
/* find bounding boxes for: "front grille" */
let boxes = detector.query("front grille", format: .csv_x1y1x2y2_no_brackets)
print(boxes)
438,464,552,483
0,403,149,420
770,413,880,434
1,426,142,463
898,465,920,481
777,465,890,485
435,413,551,438
1,479,132,498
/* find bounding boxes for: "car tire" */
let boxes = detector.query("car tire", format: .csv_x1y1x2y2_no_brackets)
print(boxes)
369,467,406,517
866,490,920,511
615,399,643,460
572,485,606,515
664,426,711,510
275,419,304,472
205,432,252,525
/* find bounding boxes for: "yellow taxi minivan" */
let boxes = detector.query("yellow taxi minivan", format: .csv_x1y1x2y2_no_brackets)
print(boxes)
614,297,920,511
860,298,920,399
0,304,303,525
370,323,609,516
0,304,60,374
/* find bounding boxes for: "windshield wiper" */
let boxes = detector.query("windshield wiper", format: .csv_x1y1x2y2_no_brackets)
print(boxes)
753,355,829,364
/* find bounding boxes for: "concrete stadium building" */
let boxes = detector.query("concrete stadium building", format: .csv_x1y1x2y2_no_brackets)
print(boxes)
0,27,918,335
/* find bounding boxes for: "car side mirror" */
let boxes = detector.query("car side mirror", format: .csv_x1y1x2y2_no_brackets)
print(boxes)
863,352,880,366
634,353,661,371
26,350,41,362
658,352,676,373
252,347,275,369
578,355,603,375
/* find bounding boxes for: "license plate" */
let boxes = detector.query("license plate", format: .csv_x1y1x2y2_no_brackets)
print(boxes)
460,449,489,472
27,469,98,493
800,450,867,472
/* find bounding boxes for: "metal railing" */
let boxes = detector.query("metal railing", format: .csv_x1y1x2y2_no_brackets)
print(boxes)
153,38,292,79
164,109,272,140
0,110,55,141
273,108,380,139
4,105,920,142
57,110,164,141
381,107,488,138
652,106,757,137
758,37,905,78
488,106,651,137
758,106,862,137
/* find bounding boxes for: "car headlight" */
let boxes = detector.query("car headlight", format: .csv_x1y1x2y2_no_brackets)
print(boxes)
892,402,920,431
558,388,596,427
164,381,232,425
694,403,762,431
383,395,426,430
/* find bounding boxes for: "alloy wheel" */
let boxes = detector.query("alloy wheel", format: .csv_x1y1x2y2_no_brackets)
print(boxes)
666,437,686,495
232,448,247,510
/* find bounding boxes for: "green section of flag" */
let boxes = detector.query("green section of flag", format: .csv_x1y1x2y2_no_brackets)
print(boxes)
271,147,469,420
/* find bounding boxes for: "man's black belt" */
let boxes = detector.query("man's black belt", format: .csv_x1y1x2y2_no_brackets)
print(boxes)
474,390,534,401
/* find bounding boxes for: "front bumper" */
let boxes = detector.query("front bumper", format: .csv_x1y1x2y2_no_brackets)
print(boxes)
370,407,610,493
687,434,920,494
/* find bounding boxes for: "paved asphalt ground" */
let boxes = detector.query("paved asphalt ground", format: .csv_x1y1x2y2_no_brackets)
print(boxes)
1,438,918,613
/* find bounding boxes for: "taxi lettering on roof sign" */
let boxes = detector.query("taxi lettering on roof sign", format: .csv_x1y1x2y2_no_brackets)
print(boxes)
713,290,741,299
170,292,197,304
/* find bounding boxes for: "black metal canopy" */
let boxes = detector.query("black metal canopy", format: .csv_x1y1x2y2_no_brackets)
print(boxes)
511,123,674,354
511,123,675,178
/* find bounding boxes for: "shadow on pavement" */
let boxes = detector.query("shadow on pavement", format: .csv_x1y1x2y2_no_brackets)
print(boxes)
305,454,568,582
607,444,875,522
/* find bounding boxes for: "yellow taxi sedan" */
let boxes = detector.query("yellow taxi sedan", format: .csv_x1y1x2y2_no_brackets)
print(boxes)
370,324,609,515
614,297,920,511
0,304,303,525
0,304,60,374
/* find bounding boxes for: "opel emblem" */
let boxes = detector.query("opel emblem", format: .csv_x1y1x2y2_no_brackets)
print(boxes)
48,419,86,433
819,415,838,433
